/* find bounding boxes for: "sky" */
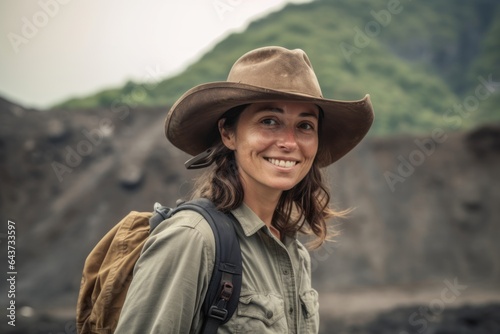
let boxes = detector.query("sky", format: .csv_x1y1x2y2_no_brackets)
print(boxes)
0,0,311,109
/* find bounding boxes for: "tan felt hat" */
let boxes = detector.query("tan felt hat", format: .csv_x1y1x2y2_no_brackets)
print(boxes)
165,46,374,168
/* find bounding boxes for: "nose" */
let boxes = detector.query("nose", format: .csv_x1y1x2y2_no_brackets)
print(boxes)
277,126,298,151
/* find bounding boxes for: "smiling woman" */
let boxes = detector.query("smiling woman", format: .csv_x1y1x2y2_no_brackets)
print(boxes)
115,46,374,333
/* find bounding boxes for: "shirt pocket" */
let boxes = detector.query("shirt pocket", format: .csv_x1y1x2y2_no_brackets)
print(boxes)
300,289,320,333
233,293,287,333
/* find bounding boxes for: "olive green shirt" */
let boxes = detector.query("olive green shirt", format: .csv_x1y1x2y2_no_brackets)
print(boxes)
115,203,319,333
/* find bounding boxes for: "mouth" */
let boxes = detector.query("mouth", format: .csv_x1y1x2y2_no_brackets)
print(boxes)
266,158,298,168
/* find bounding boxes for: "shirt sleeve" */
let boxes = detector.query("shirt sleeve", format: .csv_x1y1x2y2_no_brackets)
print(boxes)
115,210,216,334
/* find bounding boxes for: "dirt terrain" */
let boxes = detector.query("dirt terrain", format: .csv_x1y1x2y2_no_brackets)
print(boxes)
0,96,499,333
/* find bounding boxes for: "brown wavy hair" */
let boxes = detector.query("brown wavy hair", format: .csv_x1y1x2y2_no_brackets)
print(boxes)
191,104,340,248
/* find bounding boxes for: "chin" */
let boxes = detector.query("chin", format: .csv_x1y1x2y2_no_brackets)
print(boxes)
268,182,299,192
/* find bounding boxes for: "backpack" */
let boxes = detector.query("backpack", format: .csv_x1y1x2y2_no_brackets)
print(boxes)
76,198,242,334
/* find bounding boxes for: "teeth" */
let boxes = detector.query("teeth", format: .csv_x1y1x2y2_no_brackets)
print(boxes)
268,158,297,168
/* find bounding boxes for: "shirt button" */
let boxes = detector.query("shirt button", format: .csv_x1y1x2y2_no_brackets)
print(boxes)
283,269,289,275
289,307,293,315
266,310,273,319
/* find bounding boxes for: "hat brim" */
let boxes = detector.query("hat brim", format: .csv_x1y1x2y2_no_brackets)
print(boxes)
165,82,374,167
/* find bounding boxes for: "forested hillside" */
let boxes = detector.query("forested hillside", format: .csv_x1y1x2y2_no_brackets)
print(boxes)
56,0,500,135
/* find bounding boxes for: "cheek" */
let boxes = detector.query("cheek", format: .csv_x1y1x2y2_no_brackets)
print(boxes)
301,137,319,159
236,129,274,154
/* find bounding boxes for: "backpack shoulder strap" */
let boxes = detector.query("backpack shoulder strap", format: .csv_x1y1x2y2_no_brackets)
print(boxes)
168,198,242,334
149,199,242,332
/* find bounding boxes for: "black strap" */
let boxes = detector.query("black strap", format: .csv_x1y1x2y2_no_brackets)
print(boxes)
184,148,217,169
149,198,242,333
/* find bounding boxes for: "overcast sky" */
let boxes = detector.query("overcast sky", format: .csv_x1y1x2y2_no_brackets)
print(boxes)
0,0,311,109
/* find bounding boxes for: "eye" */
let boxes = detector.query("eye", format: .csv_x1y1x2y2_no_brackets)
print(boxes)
261,118,278,126
298,122,315,131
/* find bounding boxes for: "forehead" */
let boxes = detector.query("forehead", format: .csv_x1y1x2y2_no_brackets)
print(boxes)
244,101,320,117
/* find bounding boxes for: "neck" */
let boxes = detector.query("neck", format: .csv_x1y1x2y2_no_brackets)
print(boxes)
242,186,281,228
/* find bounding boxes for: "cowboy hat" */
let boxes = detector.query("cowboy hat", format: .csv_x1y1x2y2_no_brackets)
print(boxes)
165,46,374,168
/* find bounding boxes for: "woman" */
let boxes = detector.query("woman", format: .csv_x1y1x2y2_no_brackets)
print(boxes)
115,46,374,333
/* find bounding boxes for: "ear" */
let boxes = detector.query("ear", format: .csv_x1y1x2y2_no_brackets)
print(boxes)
218,119,236,150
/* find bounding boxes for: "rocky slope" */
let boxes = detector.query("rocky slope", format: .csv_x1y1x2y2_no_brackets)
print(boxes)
0,96,499,332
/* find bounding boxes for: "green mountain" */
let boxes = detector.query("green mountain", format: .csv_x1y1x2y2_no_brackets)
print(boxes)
55,0,500,136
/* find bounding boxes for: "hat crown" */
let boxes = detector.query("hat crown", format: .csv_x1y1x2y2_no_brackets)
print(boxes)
227,46,323,98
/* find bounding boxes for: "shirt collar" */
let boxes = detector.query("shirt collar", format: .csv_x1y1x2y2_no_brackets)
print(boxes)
231,203,299,243
231,202,266,237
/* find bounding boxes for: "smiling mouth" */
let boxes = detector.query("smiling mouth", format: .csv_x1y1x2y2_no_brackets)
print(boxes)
266,158,298,168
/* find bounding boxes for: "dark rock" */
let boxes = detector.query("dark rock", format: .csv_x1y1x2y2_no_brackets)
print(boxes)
118,164,144,190
466,124,500,158
46,119,68,142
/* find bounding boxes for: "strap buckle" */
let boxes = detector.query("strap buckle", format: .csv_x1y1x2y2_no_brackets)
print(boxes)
220,281,233,301
206,281,233,321
207,305,228,321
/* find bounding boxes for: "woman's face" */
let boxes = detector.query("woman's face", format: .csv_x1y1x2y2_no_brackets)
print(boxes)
220,101,319,199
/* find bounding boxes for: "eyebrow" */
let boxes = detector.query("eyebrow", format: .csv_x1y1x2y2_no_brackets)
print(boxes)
255,106,319,119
